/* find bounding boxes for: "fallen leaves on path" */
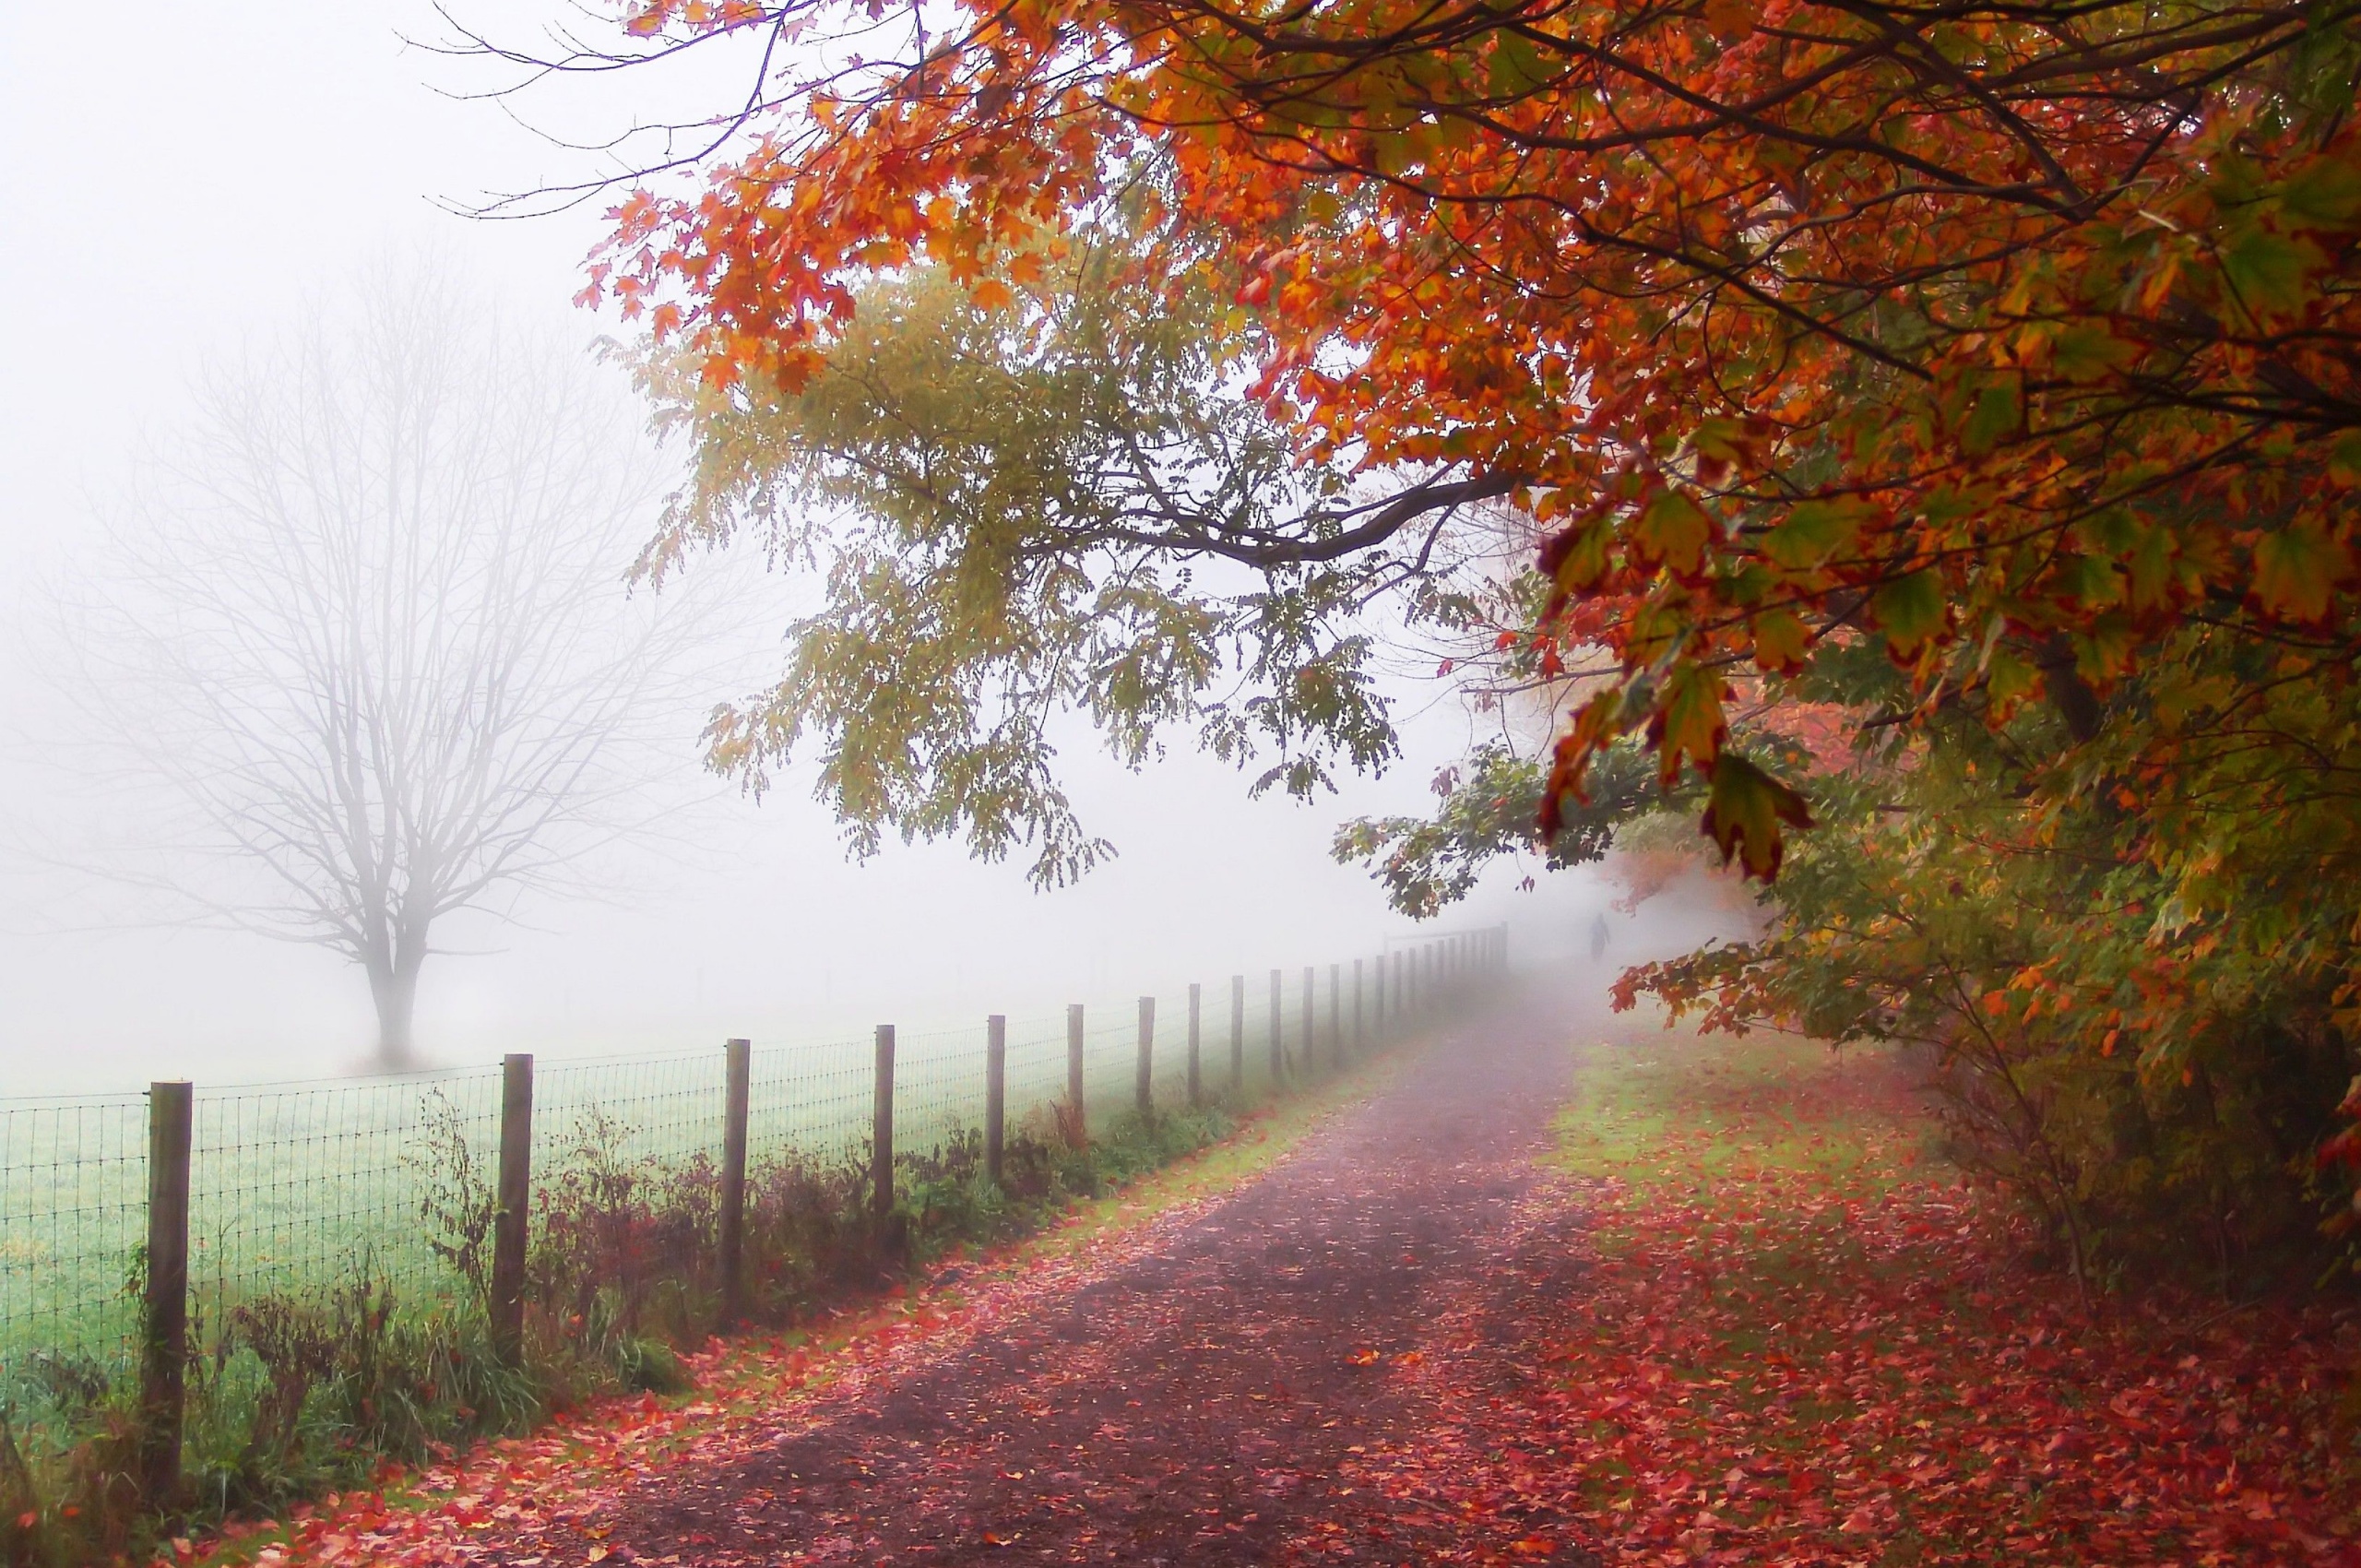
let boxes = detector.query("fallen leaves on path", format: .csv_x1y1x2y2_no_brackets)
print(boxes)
171,1185,1251,1568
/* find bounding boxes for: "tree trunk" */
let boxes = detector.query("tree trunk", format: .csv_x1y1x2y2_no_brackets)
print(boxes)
367,948,425,1073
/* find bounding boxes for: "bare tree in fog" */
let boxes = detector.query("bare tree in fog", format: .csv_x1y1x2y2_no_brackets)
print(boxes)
62,270,693,1070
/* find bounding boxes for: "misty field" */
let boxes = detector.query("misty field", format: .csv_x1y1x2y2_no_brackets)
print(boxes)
0,987,1295,1380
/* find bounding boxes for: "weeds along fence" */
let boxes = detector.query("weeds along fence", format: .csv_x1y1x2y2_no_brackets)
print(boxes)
0,927,1505,1509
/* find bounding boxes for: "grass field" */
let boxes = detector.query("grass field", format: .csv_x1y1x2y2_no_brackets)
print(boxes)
0,979,1339,1392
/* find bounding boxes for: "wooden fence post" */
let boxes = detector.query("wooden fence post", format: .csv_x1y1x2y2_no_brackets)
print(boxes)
140,1079,192,1503
1067,1004,1087,1146
1187,982,1202,1108
1353,958,1365,1052
1329,964,1343,1065
1136,995,1156,1119
1301,966,1315,1075
872,1026,896,1221
492,1053,533,1366
1268,968,1284,1082
1230,974,1246,1095
718,1039,751,1326
986,1015,1007,1184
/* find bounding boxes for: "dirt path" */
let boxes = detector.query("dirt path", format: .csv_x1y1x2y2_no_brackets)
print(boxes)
529,987,1601,1567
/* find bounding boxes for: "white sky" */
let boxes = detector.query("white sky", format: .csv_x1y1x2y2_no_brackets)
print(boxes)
0,5,1628,1095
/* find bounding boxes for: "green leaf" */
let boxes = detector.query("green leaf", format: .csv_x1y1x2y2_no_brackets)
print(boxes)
1959,374,2022,456
2048,323,2137,384
1871,570,1947,659
2329,432,2361,487
1699,752,1813,881
1750,607,1811,671
2220,226,2319,320
1759,497,1868,569
1648,661,1727,786
1633,488,1714,574
2278,158,2361,230
1983,646,2038,714
1487,28,1554,98
2251,521,2354,623
2056,552,2124,611
1541,517,1613,591
2124,523,2176,612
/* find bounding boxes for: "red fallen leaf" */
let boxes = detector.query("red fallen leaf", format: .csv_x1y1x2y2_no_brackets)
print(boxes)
981,1531,1022,1546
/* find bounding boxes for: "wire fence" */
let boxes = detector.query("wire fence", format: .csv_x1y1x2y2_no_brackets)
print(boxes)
189,1069,503,1341
0,931,1502,1408
0,1095,146,1366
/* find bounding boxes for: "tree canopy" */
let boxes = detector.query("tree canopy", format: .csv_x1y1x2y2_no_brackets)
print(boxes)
632,223,1521,882
563,0,2359,867
464,0,2361,1277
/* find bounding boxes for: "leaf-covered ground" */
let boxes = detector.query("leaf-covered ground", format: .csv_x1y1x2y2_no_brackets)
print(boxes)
176,992,2360,1567
1349,1029,2361,1564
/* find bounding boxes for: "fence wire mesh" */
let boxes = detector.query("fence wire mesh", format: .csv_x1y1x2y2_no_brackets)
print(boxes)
535,1051,725,1175
0,1094,146,1372
0,938,1484,1379
1002,1015,1071,1138
892,1024,990,1157
745,1035,874,1169
189,1070,501,1325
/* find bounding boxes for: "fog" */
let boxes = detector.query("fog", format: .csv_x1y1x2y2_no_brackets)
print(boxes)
0,6,1722,1097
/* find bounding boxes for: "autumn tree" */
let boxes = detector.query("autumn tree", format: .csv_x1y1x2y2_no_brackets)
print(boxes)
65,271,695,1070
450,0,2361,1264
458,0,2361,867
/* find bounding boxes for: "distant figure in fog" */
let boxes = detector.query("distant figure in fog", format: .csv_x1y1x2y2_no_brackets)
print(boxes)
1589,911,1610,962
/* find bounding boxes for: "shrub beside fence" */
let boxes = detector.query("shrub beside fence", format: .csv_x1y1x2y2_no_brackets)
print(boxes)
0,927,1506,1552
